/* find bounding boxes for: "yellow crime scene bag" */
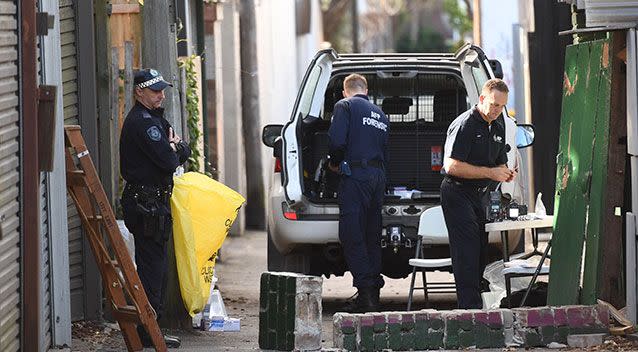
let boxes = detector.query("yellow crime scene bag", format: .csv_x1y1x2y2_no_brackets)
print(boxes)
171,172,246,316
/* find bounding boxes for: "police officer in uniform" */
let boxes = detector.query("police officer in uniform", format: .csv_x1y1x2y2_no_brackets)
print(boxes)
120,68,191,348
441,78,516,309
328,73,389,313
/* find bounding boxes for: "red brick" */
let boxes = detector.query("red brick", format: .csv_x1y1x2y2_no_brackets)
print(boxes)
387,313,401,325
530,307,554,327
360,315,374,327
594,305,610,325
475,311,503,327
553,307,569,326
566,306,588,327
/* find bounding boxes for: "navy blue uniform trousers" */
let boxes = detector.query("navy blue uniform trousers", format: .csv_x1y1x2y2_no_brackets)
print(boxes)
440,179,489,309
338,168,386,289
121,189,170,318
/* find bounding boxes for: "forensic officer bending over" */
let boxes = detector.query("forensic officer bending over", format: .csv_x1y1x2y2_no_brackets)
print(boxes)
120,68,191,348
441,78,516,309
328,73,389,313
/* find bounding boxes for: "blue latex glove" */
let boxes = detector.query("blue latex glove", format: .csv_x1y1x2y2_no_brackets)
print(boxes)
339,161,352,176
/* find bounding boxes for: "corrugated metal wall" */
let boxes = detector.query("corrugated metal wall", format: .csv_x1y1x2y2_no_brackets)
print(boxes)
0,1,21,351
585,0,638,26
59,0,85,321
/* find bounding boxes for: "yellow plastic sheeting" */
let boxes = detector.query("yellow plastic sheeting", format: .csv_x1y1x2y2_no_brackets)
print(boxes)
171,172,245,316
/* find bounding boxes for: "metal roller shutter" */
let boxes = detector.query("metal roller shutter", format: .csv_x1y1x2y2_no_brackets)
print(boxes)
59,0,85,320
0,1,21,351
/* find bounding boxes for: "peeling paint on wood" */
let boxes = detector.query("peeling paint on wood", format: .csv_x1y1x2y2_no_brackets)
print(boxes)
564,72,578,96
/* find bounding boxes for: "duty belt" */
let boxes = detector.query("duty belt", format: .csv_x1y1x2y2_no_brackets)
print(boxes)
349,159,384,169
124,183,172,201
444,176,489,193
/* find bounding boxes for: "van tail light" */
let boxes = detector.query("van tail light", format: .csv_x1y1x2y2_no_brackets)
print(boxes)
274,157,282,173
282,202,297,220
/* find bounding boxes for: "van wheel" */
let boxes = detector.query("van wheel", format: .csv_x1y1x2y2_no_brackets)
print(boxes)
267,229,311,274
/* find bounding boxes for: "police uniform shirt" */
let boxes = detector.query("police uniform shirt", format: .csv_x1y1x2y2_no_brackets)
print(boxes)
328,94,389,168
443,105,508,188
120,102,191,186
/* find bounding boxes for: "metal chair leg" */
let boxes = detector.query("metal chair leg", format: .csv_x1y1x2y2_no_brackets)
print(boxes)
505,274,512,308
421,270,429,308
407,266,417,311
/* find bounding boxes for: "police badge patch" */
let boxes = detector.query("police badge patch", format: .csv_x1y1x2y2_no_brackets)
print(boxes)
146,126,162,141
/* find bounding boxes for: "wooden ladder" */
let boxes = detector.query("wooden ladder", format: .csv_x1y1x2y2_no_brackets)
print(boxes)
64,125,167,352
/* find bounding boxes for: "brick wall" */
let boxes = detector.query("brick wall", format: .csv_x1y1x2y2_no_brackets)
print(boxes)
259,272,323,350
334,305,609,350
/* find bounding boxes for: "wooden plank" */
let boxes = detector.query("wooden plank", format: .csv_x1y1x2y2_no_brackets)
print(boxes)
592,32,627,307
548,40,597,305
110,4,140,14
581,39,612,304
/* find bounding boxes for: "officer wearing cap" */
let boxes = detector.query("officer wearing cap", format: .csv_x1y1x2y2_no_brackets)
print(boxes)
120,68,190,348
441,78,516,309
328,73,389,313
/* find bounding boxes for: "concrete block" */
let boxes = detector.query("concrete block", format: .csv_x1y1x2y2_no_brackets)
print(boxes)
258,272,322,351
567,333,606,348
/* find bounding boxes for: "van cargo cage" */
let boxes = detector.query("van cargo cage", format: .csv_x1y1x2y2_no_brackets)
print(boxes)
382,225,414,253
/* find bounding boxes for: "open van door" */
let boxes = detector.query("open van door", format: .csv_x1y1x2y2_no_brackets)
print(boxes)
456,44,521,195
281,49,337,207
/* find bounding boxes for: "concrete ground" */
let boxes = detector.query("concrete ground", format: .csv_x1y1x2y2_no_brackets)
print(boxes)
73,229,632,351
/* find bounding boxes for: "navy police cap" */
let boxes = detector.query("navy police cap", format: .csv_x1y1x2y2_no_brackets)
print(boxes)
134,68,172,91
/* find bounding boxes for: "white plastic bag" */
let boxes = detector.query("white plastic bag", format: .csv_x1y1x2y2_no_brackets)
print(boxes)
481,260,534,309
535,192,547,218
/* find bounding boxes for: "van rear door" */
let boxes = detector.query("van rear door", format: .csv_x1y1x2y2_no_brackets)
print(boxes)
281,49,337,207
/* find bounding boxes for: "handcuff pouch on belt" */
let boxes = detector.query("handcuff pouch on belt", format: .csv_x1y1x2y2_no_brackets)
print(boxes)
127,184,172,242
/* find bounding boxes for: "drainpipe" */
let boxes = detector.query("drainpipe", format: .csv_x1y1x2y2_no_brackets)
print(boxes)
20,0,41,350
626,28,638,324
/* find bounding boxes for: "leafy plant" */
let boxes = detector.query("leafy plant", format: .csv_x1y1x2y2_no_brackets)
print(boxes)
179,55,203,173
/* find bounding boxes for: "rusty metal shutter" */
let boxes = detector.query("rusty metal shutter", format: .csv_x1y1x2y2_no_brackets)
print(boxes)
0,1,21,351
59,0,85,321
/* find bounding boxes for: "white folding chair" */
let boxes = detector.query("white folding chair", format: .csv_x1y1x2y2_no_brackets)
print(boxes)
407,206,456,311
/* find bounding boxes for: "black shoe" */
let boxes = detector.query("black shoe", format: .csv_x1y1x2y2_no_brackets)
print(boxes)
373,287,381,306
342,288,379,313
139,329,182,348
164,334,181,348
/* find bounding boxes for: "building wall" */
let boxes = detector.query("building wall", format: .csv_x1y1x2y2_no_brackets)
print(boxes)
220,0,246,235
255,0,323,195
